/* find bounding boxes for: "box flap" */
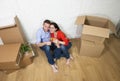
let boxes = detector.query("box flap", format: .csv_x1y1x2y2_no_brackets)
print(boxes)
0,43,21,63
0,37,4,45
108,21,116,33
82,25,110,38
0,16,26,44
14,16,27,43
75,16,86,25
86,16,108,23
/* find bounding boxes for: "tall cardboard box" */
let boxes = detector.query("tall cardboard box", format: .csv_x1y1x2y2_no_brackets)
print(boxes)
75,15,115,57
80,40,104,57
0,43,21,70
0,16,26,44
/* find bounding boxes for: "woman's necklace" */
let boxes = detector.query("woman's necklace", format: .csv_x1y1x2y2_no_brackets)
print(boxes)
54,32,57,38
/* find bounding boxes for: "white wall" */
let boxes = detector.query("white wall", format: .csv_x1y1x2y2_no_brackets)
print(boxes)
0,0,120,43
80,0,120,25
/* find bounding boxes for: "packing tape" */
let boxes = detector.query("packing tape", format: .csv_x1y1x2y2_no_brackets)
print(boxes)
0,37,4,45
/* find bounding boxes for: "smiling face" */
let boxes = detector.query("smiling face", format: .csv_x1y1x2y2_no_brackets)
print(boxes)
43,23,50,32
50,24,57,33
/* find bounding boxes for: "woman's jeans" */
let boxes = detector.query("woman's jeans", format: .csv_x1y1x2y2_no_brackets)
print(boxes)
53,42,72,59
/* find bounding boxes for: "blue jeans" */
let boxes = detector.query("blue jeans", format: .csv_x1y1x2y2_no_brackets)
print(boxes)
40,45,55,65
54,42,72,59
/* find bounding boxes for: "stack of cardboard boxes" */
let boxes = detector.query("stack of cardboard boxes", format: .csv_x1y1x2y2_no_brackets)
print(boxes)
0,16,35,74
75,15,116,57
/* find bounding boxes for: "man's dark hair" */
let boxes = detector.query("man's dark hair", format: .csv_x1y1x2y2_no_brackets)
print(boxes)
50,22,60,31
43,20,51,24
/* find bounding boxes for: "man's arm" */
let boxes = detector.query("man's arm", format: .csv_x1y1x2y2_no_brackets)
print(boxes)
37,42,46,47
36,30,46,47
37,42,51,47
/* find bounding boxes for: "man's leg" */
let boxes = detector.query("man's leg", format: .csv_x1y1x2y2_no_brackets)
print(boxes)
40,45,55,65
40,45,58,72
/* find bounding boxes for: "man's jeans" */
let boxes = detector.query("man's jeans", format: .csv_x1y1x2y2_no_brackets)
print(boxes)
40,45,55,65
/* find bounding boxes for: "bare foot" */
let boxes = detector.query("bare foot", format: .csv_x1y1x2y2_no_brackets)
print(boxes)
66,59,70,65
51,65,58,72
54,64,58,69
70,55,73,60
53,68,58,72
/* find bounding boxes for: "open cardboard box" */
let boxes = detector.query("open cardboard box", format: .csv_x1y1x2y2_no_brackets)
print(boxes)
75,15,116,57
3,50,34,74
0,16,26,44
0,16,36,74
0,43,35,73
20,51,34,68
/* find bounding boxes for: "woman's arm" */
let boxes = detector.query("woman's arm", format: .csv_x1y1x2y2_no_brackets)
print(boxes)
59,31,69,45
58,41,65,45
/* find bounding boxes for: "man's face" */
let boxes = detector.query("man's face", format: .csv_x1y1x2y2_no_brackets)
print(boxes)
43,23,50,32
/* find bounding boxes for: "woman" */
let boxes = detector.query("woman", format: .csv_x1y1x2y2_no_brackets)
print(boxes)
50,22,72,65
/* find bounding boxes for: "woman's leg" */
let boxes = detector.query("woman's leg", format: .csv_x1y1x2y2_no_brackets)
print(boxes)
60,42,72,64
66,42,72,50
60,42,72,58
66,42,73,59
54,48,62,59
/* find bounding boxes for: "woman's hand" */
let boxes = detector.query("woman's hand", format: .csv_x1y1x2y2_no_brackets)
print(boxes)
53,39,60,48
53,39,59,44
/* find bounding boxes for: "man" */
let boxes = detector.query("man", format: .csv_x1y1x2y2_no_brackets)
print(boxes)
36,20,58,72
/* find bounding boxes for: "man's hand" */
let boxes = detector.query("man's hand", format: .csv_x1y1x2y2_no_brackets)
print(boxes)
36,41,51,47
45,42,51,45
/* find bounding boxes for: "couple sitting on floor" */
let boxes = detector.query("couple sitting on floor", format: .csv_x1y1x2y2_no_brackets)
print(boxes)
36,20,72,72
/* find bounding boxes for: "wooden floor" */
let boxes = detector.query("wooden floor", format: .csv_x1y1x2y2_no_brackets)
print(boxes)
0,35,120,81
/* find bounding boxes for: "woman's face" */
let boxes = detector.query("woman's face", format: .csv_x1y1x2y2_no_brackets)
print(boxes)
50,25,57,33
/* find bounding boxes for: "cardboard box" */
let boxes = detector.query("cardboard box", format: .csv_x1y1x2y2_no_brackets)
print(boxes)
3,69,19,74
0,16,26,44
20,51,34,68
0,71,6,80
75,15,116,57
0,43,21,70
81,34,105,44
75,16,116,37
0,16,36,74
80,40,104,57
31,44,39,57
